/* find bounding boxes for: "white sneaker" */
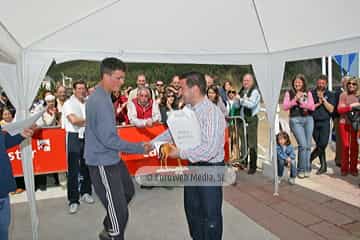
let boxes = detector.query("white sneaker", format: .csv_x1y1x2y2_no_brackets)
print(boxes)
304,172,310,178
81,194,95,204
69,203,79,214
288,178,295,185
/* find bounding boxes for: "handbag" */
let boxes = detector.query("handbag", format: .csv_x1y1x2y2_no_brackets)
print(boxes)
347,105,360,131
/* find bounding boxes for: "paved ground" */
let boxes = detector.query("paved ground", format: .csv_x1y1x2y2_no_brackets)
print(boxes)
225,170,360,240
256,108,359,208
9,182,278,240
10,167,360,240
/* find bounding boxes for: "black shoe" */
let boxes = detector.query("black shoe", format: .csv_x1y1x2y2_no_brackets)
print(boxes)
247,169,256,175
316,168,327,175
39,185,47,191
99,229,111,240
316,152,327,175
140,185,154,189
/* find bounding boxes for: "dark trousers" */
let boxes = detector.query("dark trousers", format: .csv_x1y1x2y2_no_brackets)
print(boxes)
88,161,135,240
67,133,92,204
239,115,258,170
184,162,223,240
311,119,330,161
15,177,25,189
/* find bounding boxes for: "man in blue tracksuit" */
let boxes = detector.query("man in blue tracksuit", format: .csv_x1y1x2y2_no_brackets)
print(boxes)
0,127,34,240
84,57,152,240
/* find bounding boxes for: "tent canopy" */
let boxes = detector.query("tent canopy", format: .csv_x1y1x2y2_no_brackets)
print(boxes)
1,0,360,55
1,2,360,239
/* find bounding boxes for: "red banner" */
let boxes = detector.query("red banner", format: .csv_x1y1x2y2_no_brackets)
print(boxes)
9,128,67,177
119,124,229,175
10,124,229,176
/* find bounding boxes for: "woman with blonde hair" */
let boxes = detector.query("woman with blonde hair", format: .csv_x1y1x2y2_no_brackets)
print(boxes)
337,77,360,176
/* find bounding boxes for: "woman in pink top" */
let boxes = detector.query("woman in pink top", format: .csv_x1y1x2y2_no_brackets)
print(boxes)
337,77,360,176
283,74,315,178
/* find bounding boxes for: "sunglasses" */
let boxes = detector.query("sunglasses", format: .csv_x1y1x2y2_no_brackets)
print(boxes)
348,82,357,86
156,84,163,86
228,91,236,94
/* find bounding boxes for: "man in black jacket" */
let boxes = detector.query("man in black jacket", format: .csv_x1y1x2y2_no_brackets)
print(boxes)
0,127,34,240
310,75,335,174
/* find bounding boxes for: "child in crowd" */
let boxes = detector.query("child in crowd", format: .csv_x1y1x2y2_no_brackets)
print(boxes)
276,131,296,185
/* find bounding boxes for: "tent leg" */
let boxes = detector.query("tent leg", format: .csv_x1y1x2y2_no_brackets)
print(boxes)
271,126,279,196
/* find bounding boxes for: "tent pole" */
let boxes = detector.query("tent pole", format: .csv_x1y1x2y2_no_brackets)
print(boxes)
272,124,279,196
322,56,327,75
328,56,333,91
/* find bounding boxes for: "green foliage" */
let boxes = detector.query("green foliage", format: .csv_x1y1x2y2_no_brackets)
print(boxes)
46,58,343,103
47,60,100,87
46,60,253,88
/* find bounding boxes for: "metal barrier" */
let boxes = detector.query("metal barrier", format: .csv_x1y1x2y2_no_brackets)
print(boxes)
225,116,248,164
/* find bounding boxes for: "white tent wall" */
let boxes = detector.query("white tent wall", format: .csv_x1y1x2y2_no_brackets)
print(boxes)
0,0,360,238
0,23,20,64
0,62,19,105
0,51,53,240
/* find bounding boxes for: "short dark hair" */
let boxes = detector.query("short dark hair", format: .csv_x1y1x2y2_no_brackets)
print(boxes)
73,80,86,90
317,74,328,81
100,57,127,79
0,107,14,119
179,71,206,95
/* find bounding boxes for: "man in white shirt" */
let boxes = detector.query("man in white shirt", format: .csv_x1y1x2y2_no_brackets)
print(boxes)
128,74,155,101
62,80,94,214
127,87,161,128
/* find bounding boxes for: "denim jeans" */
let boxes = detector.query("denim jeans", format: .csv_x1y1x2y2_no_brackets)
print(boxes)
289,116,314,174
184,162,223,240
184,185,223,240
278,158,297,178
0,196,10,240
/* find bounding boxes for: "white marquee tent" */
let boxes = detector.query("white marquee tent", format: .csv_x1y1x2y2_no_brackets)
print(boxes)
1,0,360,239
